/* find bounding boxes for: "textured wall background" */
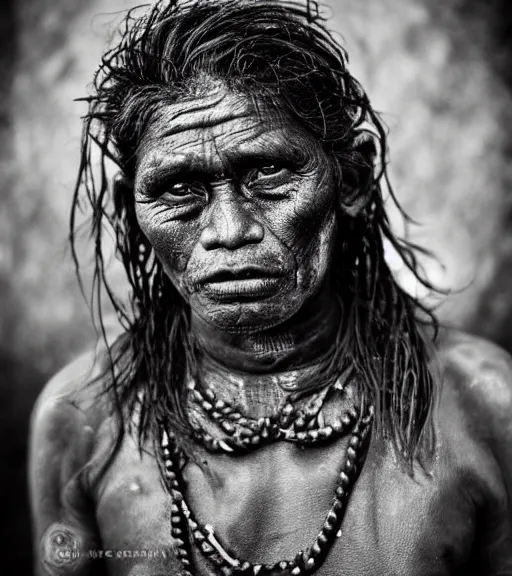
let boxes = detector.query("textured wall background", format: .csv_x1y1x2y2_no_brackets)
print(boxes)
2,0,512,573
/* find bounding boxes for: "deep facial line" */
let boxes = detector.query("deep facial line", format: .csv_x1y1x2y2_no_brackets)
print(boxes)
136,123,313,200
135,81,338,367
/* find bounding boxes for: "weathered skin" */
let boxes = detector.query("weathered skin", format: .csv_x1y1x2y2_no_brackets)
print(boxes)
29,329,512,575
29,82,512,575
134,82,340,346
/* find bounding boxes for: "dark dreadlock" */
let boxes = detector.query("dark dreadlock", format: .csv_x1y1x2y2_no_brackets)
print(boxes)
71,0,440,472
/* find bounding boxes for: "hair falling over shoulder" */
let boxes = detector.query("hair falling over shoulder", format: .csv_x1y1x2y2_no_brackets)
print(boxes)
71,0,442,473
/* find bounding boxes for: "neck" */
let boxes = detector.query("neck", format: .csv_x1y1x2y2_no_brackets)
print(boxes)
189,282,341,418
191,282,340,375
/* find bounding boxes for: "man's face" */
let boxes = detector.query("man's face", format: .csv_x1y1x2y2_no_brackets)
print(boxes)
134,81,337,332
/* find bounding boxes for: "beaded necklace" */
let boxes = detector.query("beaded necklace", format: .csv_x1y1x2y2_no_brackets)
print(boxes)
158,379,374,576
186,376,360,453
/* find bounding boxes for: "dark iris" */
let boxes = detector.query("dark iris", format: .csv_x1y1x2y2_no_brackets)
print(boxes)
169,182,192,196
164,181,206,198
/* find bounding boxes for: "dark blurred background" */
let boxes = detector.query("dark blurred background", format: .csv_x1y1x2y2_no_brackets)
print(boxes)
2,0,512,573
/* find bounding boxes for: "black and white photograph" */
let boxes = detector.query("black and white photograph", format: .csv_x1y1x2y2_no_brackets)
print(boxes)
2,1,512,574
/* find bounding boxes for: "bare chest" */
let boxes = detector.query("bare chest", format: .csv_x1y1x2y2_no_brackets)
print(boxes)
90,429,479,576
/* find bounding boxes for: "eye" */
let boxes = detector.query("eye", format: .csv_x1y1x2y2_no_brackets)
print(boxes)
245,163,293,191
168,183,193,196
159,181,206,203
256,165,282,177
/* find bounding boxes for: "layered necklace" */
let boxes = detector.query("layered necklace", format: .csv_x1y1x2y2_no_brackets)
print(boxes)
158,375,374,576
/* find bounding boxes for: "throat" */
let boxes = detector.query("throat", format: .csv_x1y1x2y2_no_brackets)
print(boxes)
189,285,341,419
193,357,303,419
191,284,341,375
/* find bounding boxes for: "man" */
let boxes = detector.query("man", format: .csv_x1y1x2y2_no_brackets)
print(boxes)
29,1,512,575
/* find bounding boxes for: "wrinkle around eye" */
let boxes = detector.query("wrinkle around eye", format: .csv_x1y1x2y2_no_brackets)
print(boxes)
243,170,298,200
135,193,204,223
156,193,205,220
136,179,206,204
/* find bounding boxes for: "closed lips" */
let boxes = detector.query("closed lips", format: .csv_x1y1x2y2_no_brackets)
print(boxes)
199,267,283,284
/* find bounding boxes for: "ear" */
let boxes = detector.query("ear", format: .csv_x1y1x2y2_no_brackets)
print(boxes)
340,132,376,217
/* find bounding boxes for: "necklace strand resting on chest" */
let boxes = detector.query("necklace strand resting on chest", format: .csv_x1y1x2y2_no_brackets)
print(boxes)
158,379,374,575
187,376,361,452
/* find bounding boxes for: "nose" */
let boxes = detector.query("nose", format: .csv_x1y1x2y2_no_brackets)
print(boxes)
199,182,264,250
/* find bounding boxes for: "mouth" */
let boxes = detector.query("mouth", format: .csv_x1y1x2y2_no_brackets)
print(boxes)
198,266,285,301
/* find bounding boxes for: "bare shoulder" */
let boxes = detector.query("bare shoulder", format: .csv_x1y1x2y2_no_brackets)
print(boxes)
29,344,115,496
31,346,111,442
434,327,512,444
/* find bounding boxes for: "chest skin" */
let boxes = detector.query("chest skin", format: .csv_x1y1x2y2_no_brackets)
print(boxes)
90,401,488,576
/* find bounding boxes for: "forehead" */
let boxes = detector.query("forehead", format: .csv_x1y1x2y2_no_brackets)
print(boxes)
136,82,317,177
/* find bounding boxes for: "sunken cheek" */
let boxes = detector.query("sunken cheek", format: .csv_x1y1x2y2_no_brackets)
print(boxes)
136,205,199,286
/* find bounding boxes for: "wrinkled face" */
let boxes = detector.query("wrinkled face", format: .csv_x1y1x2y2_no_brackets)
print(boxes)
134,82,337,332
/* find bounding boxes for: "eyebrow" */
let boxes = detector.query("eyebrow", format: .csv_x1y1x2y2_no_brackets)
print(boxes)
138,143,308,190
136,134,309,187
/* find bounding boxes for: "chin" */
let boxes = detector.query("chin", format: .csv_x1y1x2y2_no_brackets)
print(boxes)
191,292,305,334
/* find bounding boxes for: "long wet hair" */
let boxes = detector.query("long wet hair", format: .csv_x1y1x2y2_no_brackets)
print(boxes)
72,0,440,471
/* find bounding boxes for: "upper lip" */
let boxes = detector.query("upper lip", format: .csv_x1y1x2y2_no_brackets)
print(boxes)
199,266,284,284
